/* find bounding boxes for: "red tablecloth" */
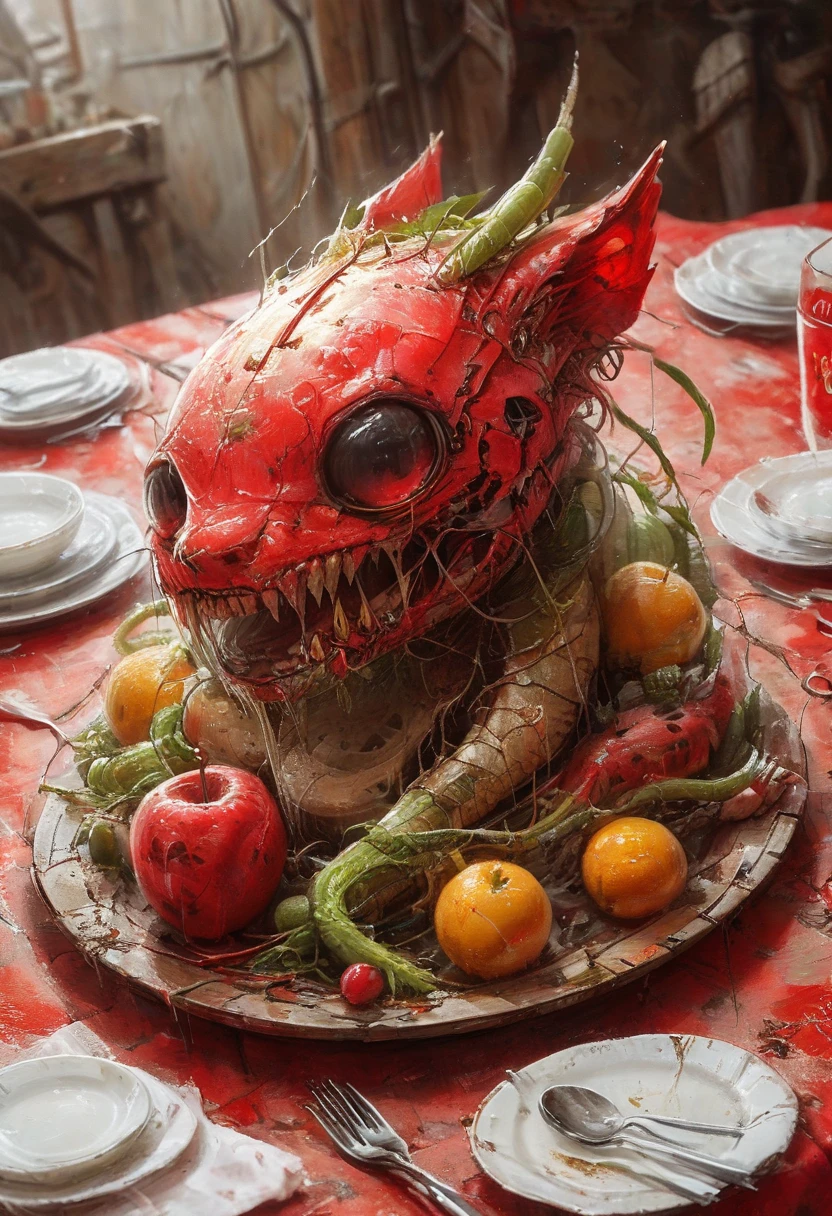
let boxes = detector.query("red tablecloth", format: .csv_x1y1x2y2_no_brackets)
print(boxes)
1,206,832,1216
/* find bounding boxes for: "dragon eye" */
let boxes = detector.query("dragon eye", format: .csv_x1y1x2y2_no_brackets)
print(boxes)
144,458,187,539
324,401,441,511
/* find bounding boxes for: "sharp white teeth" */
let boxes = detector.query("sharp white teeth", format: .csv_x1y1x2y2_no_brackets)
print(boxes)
359,599,374,632
237,593,258,614
262,589,280,621
384,545,410,606
310,633,325,662
230,596,248,616
324,553,341,601
370,548,381,568
295,565,308,605
307,558,325,606
356,578,376,632
333,598,350,641
343,552,356,585
351,545,369,577
277,570,303,615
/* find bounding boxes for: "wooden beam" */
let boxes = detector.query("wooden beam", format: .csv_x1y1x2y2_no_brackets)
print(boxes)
0,115,165,212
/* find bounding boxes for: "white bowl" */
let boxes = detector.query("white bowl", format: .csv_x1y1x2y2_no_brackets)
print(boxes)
0,473,84,578
0,1055,153,1186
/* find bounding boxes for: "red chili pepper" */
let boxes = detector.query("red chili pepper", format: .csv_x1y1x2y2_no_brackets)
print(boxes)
553,674,735,806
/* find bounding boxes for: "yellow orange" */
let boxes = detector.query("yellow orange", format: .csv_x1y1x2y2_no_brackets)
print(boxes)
582,816,688,920
603,561,707,675
434,860,552,980
104,644,194,745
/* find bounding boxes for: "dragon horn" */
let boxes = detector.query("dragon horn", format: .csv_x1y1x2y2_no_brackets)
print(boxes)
358,134,444,231
437,54,579,285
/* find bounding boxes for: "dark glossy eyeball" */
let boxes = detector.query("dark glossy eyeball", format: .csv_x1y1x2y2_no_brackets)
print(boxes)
324,400,441,511
144,458,187,539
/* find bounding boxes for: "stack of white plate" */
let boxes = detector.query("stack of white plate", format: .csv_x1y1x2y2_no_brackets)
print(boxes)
0,346,132,443
0,1055,197,1208
0,472,146,633
711,450,832,566
675,225,832,334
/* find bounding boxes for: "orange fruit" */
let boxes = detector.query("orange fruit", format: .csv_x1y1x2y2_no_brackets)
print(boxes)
581,816,688,920
434,860,552,979
105,644,195,745
603,561,707,675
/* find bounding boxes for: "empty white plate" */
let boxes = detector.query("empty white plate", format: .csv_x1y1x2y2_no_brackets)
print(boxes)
0,495,147,633
0,1056,151,1185
0,347,131,441
674,258,795,330
748,451,832,545
708,226,832,305
675,226,832,336
0,495,118,606
0,1066,198,1208
711,458,832,567
0,473,84,578
470,1035,797,1215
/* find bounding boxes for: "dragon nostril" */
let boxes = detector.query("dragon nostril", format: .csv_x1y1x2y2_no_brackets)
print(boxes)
144,458,187,539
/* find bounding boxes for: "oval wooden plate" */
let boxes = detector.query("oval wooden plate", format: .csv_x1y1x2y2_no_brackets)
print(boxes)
32,688,805,1042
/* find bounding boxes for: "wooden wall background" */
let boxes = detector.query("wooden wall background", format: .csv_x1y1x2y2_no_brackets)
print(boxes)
3,0,831,353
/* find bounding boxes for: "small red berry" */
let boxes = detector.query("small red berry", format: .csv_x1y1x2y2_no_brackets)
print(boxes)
340,963,385,1005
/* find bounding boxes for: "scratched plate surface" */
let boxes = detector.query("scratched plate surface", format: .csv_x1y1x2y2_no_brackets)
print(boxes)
32,682,806,1042
470,1034,798,1213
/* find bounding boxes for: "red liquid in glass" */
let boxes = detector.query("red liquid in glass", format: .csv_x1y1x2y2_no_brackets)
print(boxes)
798,285,832,447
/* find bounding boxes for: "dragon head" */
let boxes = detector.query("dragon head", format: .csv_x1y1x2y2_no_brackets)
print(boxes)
145,126,662,702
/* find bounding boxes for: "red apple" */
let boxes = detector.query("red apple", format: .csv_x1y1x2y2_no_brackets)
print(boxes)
130,765,287,940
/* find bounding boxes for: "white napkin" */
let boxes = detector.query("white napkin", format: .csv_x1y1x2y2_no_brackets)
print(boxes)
1,1023,304,1215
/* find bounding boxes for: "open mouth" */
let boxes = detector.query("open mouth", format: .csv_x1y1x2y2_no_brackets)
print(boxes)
173,528,497,698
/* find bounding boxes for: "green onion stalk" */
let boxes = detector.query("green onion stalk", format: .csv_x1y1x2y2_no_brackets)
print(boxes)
255,745,772,992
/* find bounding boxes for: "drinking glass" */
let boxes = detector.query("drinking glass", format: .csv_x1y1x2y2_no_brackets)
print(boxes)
798,236,832,450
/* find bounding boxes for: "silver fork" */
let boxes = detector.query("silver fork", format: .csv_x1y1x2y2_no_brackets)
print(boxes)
307,1080,484,1216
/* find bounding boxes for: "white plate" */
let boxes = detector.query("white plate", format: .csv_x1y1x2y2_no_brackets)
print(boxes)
711,460,832,567
0,495,147,633
0,348,131,442
0,348,130,422
707,226,832,305
701,255,798,315
0,1056,151,1185
674,257,796,328
748,451,832,545
0,1067,198,1208
470,1035,797,1215
0,495,118,605
0,474,84,578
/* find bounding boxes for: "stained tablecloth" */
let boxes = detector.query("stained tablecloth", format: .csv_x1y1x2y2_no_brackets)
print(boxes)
1,204,832,1215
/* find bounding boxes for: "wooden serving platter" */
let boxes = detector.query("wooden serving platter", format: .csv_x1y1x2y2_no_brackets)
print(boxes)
32,689,806,1042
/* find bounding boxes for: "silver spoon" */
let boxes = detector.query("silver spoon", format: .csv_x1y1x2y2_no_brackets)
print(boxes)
542,1084,743,1139
505,1073,719,1205
539,1085,755,1189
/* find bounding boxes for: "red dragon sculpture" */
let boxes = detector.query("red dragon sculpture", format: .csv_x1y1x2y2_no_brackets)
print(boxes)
145,98,661,708
132,71,743,993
